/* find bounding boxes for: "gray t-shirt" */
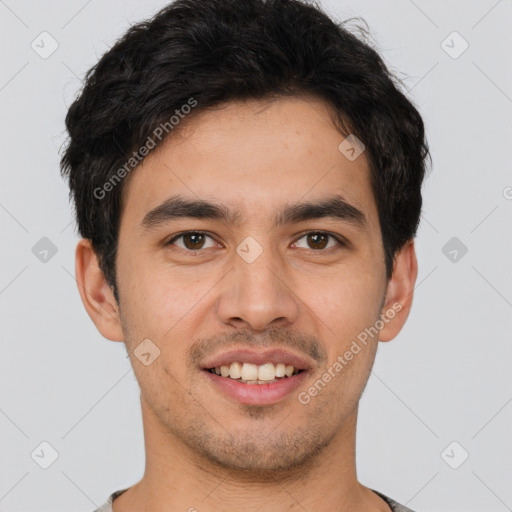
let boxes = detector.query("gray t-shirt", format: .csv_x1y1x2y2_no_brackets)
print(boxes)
93,488,415,511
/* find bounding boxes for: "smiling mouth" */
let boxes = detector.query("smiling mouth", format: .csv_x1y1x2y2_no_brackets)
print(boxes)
206,362,304,384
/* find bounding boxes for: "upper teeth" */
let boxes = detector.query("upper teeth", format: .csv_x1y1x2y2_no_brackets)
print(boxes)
212,362,298,381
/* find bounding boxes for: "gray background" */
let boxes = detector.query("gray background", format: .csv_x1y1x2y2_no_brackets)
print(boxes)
1,0,511,511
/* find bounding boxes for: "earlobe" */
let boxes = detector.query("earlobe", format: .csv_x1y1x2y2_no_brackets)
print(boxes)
378,239,418,342
74,239,124,342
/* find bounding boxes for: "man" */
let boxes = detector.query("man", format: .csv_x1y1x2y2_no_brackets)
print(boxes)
61,0,430,510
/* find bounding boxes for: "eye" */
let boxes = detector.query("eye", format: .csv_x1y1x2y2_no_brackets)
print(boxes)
166,231,218,251
165,230,346,254
293,231,344,251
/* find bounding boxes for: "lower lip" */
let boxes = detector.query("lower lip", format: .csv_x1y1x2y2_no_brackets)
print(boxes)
203,370,308,405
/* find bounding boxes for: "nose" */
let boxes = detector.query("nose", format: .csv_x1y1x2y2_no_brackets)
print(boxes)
215,243,301,331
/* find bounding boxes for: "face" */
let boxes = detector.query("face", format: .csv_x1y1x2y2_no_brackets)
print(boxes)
107,97,402,473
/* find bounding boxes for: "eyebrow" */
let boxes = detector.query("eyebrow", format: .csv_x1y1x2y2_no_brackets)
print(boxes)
140,194,367,231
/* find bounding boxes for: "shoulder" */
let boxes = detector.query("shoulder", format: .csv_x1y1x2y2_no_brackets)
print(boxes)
91,489,129,512
371,489,416,512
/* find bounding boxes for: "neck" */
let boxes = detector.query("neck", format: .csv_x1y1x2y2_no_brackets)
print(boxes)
113,398,390,512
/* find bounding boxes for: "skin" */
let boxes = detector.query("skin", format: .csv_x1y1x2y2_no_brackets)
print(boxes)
75,96,418,512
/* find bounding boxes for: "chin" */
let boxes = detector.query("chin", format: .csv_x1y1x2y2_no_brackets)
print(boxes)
187,427,330,477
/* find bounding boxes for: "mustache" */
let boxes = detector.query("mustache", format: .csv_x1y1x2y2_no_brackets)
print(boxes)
188,325,328,367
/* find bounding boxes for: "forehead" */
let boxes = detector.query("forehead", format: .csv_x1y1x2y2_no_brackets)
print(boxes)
120,96,378,231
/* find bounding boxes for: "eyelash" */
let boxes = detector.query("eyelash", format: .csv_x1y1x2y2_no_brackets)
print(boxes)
165,230,346,254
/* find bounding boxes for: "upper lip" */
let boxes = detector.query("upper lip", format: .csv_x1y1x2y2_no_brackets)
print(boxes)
202,348,312,371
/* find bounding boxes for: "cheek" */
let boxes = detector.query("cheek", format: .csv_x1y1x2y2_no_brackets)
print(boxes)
117,246,179,321
308,269,384,340
117,257,215,363
308,288,380,402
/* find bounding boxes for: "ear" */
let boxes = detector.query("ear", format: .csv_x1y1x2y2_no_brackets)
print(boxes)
74,238,124,342
378,239,418,342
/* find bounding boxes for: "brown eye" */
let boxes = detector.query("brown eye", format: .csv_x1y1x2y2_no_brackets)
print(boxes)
294,231,343,251
167,232,216,251
307,233,328,249
182,233,205,250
